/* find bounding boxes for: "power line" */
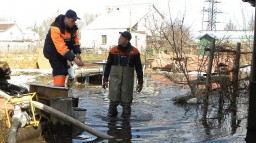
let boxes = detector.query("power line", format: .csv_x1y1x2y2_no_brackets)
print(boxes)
203,0,222,31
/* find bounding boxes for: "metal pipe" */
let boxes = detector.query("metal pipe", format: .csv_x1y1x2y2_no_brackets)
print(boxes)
32,100,113,139
8,117,20,143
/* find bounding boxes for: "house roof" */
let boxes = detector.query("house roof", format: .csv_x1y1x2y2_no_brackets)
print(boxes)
242,0,255,7
199,33,215,40
85,3,163,30
0,22,15,32
194,30,254,41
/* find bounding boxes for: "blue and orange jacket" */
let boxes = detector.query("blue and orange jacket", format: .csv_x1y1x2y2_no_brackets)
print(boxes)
43,14,81,61
103,43,143,83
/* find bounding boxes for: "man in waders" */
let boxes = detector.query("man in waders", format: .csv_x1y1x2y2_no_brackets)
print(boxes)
44,9,84,87
102,31,143,119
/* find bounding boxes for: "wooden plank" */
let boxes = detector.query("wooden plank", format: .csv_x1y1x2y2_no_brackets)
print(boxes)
29,83,69,103
37,48,51,69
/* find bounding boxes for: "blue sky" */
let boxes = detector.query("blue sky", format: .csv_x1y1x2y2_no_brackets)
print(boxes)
0,0,254,31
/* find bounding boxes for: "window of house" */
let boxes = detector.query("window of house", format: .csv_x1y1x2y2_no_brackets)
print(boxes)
102,35,107,45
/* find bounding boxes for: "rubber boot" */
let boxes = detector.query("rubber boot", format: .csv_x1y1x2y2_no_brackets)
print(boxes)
108,102,119,117
121,104,131,119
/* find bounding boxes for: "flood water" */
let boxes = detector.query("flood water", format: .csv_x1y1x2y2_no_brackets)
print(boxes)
68,72,248,143
14,71,248,143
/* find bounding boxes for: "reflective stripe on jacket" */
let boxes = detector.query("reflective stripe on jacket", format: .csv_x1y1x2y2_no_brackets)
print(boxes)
103,43,143,83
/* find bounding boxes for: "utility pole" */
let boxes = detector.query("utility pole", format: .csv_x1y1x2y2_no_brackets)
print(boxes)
129,0,132,32
243,0,256,142
203,0,222,31
201,7,205,31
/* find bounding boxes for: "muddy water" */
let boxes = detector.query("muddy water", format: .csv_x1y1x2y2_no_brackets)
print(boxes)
68,72,248,143
14,72,248,143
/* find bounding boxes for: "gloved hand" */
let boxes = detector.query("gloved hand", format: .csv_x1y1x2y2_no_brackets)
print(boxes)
102,82,108,89
136,82,143,92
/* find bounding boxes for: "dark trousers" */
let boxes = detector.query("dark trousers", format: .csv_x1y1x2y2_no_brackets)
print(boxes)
49,55,68,76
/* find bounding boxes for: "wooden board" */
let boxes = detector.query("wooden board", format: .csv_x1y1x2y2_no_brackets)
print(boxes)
29,83,69,105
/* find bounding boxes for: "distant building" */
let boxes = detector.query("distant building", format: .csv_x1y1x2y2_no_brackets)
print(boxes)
0,21,22,41
198,33,215,55
0,21,39,41
194,30,253,55
80,3,164,53
0,21,40,53
194,30,253,42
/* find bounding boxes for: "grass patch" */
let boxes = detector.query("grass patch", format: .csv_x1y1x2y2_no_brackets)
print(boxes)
80,53,108,61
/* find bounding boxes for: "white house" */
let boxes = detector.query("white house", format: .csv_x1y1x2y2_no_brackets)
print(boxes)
80,3,164,53
0,21,40,53
0,21,23,41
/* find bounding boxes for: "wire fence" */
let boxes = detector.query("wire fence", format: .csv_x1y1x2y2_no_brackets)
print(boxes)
0,41,40,53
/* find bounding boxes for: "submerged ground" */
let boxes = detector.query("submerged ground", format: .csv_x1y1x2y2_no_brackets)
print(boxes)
8,70,248,143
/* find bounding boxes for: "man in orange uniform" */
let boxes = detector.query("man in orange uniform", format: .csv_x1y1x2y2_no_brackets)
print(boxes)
44,9,84,87
102,31,143,119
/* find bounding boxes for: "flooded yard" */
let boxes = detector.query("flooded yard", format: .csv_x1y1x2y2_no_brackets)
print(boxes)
9,71,248,143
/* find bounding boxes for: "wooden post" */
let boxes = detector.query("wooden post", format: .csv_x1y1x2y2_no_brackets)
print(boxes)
205,39,216,102
232,42,241,108
246,1,256,141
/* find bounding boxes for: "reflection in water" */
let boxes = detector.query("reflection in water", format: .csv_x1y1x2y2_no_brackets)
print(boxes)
202,102,211,136
107,118,132,143
199,95,242,141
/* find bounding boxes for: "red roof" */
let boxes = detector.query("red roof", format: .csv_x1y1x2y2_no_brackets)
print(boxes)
0,23,15,31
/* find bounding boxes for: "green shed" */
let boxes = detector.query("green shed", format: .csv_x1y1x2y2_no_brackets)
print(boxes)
199,34,216,55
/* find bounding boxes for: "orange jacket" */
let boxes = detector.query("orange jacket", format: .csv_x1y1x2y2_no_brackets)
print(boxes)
43,15,81,61
103,43,143,83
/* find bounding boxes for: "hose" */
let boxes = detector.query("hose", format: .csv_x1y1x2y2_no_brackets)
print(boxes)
32,100,113,139
0,90,113,139
8,117,20,143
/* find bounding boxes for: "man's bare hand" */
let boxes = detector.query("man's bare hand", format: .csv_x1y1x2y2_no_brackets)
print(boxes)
73,57,84,66
136,82,143,92
102,82,108,89
76,54,81,60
